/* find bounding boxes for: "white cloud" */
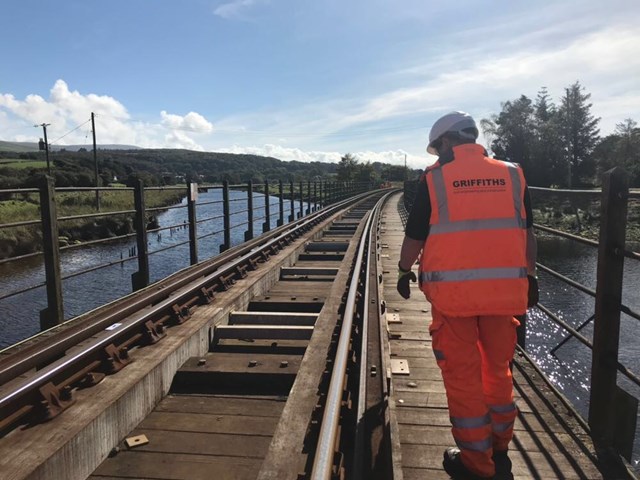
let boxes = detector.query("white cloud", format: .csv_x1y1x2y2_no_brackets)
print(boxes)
0,80,212,150
218,144,427,169
209,23,640,159
164,130,206,151
213,0,267,19
160,110,213,133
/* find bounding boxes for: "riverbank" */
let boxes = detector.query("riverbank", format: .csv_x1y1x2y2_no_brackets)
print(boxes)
0,189,184,259
530,190,640,251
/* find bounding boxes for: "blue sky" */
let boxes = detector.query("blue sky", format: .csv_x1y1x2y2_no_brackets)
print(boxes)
1,0,639,167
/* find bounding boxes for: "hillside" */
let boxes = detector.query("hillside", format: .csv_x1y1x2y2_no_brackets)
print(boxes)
0,140,139,153
0,146,418,189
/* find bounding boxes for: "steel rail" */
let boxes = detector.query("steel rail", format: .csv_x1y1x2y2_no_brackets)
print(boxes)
0,190,380,424
0,251,42,266
55,187,134,192
58,209,136,222
60,232,138,251
311,196,383,480
145,203,188,213
0,218,42,229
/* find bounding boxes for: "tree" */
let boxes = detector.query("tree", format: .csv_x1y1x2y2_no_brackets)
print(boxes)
593,119,640,186
484,95,538,181
532,87,564,186
558,81,600,187
337,153,358,182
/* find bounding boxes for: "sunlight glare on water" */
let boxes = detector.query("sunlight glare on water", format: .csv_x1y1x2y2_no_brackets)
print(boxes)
528,236,640,469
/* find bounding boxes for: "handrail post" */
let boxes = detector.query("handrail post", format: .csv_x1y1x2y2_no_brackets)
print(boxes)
588,167,629,451
263,179,271,233
299,181,303,218
306,180,311,214
187,181,198,265
289,180,295,222
220,180,231,252
314,181,318,211
278,180,284,226
39,175,64,330
245,180,254,241
131,179,149,291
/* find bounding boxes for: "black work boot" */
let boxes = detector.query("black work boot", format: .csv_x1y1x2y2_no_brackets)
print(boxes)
492,450,514,480
442,447,494,479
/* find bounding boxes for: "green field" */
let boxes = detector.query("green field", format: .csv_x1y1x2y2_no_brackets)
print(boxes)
0,189,185,259
0,159,47,169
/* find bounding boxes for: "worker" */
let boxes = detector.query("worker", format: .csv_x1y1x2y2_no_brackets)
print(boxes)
396,111,538,480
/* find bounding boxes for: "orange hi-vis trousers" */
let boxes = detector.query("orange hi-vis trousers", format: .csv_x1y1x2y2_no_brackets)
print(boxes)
429,307,519,478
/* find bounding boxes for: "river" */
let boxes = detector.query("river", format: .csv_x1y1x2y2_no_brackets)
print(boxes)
0,204,639,467
0,188,310,348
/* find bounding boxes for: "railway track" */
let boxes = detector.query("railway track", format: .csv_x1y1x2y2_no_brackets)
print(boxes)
0,189,395,480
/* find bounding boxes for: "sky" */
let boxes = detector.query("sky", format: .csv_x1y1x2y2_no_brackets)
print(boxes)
1,0,639,168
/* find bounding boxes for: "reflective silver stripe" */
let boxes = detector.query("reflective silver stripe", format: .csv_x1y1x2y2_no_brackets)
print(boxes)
429,217,526,235
433,349,445,361
489,402,517,414
492,421,514,433
420,267,527,283
431,167,449,222
450,413,491,429
455,437,493,452
505,162,523,222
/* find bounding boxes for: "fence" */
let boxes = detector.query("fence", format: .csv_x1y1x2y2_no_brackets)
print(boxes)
0,178,374,335
402,167,640,464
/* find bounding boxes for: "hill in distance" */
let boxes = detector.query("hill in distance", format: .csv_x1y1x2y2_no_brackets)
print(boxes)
0,140,140,152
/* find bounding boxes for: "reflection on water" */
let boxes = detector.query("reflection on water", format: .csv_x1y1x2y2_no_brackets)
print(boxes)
530,237,640,468
0,189,309,348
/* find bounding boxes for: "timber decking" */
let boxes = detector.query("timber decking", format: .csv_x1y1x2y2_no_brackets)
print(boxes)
380,193,606,480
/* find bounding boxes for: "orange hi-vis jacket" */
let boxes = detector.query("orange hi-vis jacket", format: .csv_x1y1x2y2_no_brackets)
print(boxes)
419,144,528,316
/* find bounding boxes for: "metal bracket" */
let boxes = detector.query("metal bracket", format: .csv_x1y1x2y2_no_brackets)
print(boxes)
35,382,75,423
219,273,235,290
235,264,248,279
199,286,216,304
141,319,166,344
172,304,191,324
77,372,106,389
103,343,131,374
248,257,260,271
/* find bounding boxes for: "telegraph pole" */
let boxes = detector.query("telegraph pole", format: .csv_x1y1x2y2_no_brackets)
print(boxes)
404,153,407,180
91,112,100,210
36,123,51,175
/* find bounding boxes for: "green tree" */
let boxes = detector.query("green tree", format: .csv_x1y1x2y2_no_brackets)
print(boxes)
484,95,538,181
593,119,640,186
337,153,358,182
558,81,600,187
532,87,564,186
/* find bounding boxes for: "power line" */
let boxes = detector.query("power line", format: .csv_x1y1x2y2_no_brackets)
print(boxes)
48,118,92,145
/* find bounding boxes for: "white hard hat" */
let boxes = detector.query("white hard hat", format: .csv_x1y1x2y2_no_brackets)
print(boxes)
427,111,478,155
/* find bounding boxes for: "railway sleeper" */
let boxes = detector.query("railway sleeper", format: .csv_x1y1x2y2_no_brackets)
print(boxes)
171,352,302,396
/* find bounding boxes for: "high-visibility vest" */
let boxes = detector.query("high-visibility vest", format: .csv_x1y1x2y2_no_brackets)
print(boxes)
419,144,528,316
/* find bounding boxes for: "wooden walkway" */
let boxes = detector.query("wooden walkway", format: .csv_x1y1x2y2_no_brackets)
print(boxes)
380,193,607,480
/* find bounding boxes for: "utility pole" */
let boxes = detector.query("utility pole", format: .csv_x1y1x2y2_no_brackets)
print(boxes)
91,112,100,210
404,154,407,181
36,123,51,175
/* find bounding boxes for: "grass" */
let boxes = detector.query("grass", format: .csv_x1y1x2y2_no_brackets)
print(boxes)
0,188,186,259
0,159,47,169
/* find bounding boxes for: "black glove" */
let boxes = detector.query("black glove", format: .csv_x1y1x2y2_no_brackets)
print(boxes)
527,275,539,307
397,268,417,299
